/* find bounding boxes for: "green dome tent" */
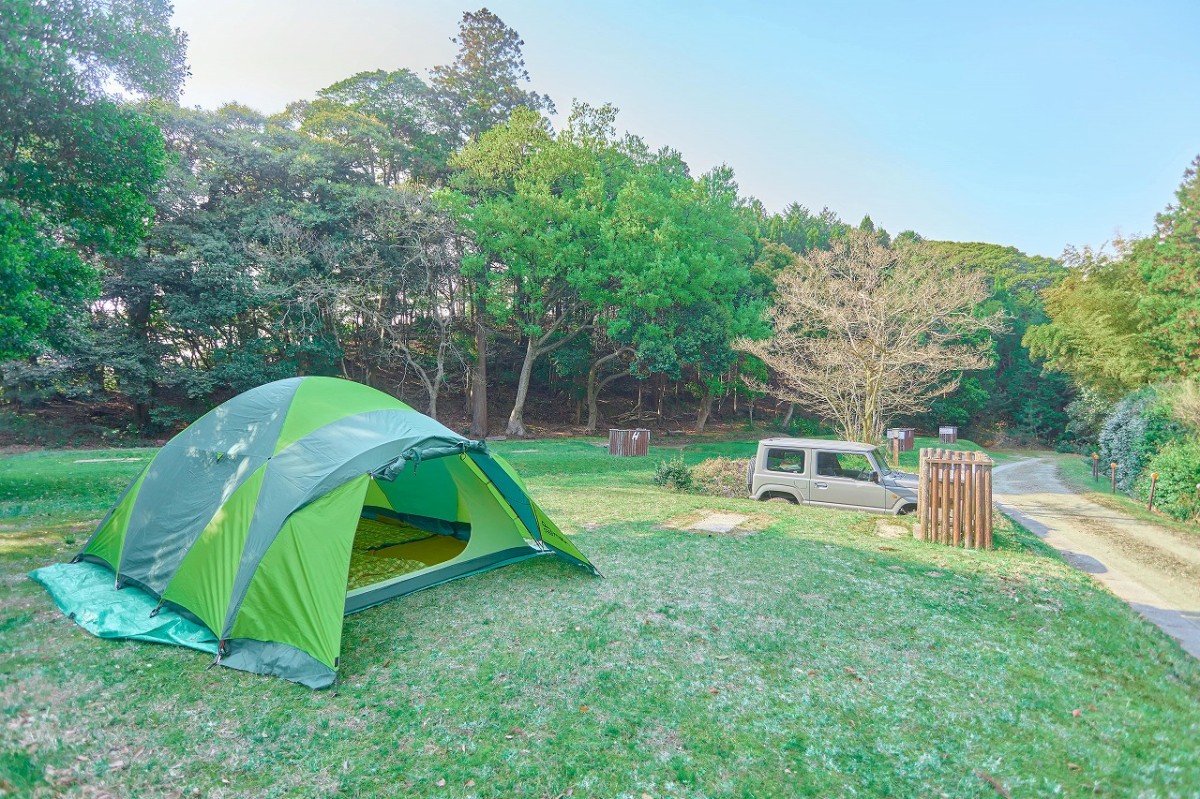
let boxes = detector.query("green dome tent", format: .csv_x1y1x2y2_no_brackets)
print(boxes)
32,377,597,688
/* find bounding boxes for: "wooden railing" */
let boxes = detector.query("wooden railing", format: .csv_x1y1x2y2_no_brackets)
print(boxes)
915,448,994,549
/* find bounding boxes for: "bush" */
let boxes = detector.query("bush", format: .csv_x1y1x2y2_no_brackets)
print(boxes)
1164,379,1200,433
691,457,751,498
1062,386,1113,448
652,456,693,491
1138,439,1200,522
1097,387,1184,494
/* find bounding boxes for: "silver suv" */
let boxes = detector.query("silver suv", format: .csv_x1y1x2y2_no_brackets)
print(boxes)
747,437,918,514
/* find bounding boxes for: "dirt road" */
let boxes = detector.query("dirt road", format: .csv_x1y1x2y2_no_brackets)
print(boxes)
993,456,1200,659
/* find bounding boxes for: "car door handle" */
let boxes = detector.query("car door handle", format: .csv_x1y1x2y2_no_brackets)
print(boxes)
815,482,828,489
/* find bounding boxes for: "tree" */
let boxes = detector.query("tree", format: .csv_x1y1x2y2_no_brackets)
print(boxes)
446,105,624,436
1023,157,1200,405
581,150,755,433
912,240,1072,441
0,0,187,358
300,187,466,419
292,69,456,185
738,232,1004,442
429,8,554,143
1023,242,1152,399
1133,156,1200,378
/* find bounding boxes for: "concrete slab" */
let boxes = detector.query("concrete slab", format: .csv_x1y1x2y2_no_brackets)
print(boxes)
688,513,749,534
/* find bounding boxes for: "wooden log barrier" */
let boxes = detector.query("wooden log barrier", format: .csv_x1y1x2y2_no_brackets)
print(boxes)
916,448,994,549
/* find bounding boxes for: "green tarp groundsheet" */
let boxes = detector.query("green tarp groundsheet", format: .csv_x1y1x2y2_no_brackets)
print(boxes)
31,561,218,653
30,376,598,688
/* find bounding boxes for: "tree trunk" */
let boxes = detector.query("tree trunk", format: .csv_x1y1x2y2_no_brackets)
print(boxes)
507,337,538,437
427,368,440,420
584,348,631,434
695,387,714,432
585,360,602,435
780,403,795,429
469,312,488,438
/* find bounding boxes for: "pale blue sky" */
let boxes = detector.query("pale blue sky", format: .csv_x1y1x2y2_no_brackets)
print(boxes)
174,0,1200,257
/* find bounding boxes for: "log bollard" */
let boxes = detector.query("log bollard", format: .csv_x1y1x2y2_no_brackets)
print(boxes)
1111,462,1118,494
1092,452,1099,481
1147,473,1159,511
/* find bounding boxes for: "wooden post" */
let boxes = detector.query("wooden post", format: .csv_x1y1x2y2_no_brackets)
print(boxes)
1092,452,1099,481
964,452,975,548
940,449,952,545
976,454,987,548
917,448,929,540
983,461,993,548
952,451,963,547
1111,462,1118,494
1147,473,1158,511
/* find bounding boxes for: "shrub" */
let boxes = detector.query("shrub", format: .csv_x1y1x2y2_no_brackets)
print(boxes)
1097,387,1184,494
652,456,693,491
691,457,751,498
1062,386,1113,447
1138,439,1200,522
1164,379,1200,433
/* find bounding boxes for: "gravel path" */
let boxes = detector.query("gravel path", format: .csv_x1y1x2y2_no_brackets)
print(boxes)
993,457,1200,659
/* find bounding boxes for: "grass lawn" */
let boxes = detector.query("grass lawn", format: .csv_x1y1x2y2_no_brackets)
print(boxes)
1047,450,1200,537
2,439,1199,797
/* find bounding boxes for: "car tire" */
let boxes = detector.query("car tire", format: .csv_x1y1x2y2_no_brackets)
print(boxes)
746,456,756,493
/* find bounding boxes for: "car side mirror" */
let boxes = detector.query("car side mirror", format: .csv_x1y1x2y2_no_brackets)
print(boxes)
870,472,880,483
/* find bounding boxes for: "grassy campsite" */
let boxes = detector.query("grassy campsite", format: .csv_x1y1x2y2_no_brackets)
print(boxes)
5,1,1200,797
3,438,1200,797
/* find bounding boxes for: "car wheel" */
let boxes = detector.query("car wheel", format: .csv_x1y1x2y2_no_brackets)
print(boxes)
746,456,756,493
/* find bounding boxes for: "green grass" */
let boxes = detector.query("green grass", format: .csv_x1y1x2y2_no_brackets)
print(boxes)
1048,450,1199,537
2,439,1198,797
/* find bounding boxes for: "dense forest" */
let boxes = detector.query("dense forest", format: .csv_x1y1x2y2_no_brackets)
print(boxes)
2,2,1198,512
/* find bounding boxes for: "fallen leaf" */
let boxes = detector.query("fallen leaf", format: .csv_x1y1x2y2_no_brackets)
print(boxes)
707,687,719,695
1072,708,1081,717
1067,763,1081,771
579,705,590,712
973,768,1012,799
466,779,476,787
436,778,446,787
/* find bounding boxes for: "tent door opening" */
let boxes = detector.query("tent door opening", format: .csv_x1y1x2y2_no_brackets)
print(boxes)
346,489,470,592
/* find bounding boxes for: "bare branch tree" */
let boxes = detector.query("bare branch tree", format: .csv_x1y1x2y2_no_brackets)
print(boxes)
737,232,1005,442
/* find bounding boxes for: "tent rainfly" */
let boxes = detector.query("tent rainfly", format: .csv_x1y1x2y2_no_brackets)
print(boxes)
31,377,598,688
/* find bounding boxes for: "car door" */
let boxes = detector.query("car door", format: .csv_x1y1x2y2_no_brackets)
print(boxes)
762,447,810,502
811,451,886,510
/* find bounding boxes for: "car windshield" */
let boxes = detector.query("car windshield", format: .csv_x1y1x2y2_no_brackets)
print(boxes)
872,447,895,475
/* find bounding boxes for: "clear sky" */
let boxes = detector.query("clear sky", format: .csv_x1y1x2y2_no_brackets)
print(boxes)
173,0,1200,258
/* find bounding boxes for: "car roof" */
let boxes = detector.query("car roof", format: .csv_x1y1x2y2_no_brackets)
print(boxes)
759,437,877,454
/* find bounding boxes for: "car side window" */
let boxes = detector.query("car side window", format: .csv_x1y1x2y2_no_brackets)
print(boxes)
817,452,875,481
766,449,805,474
